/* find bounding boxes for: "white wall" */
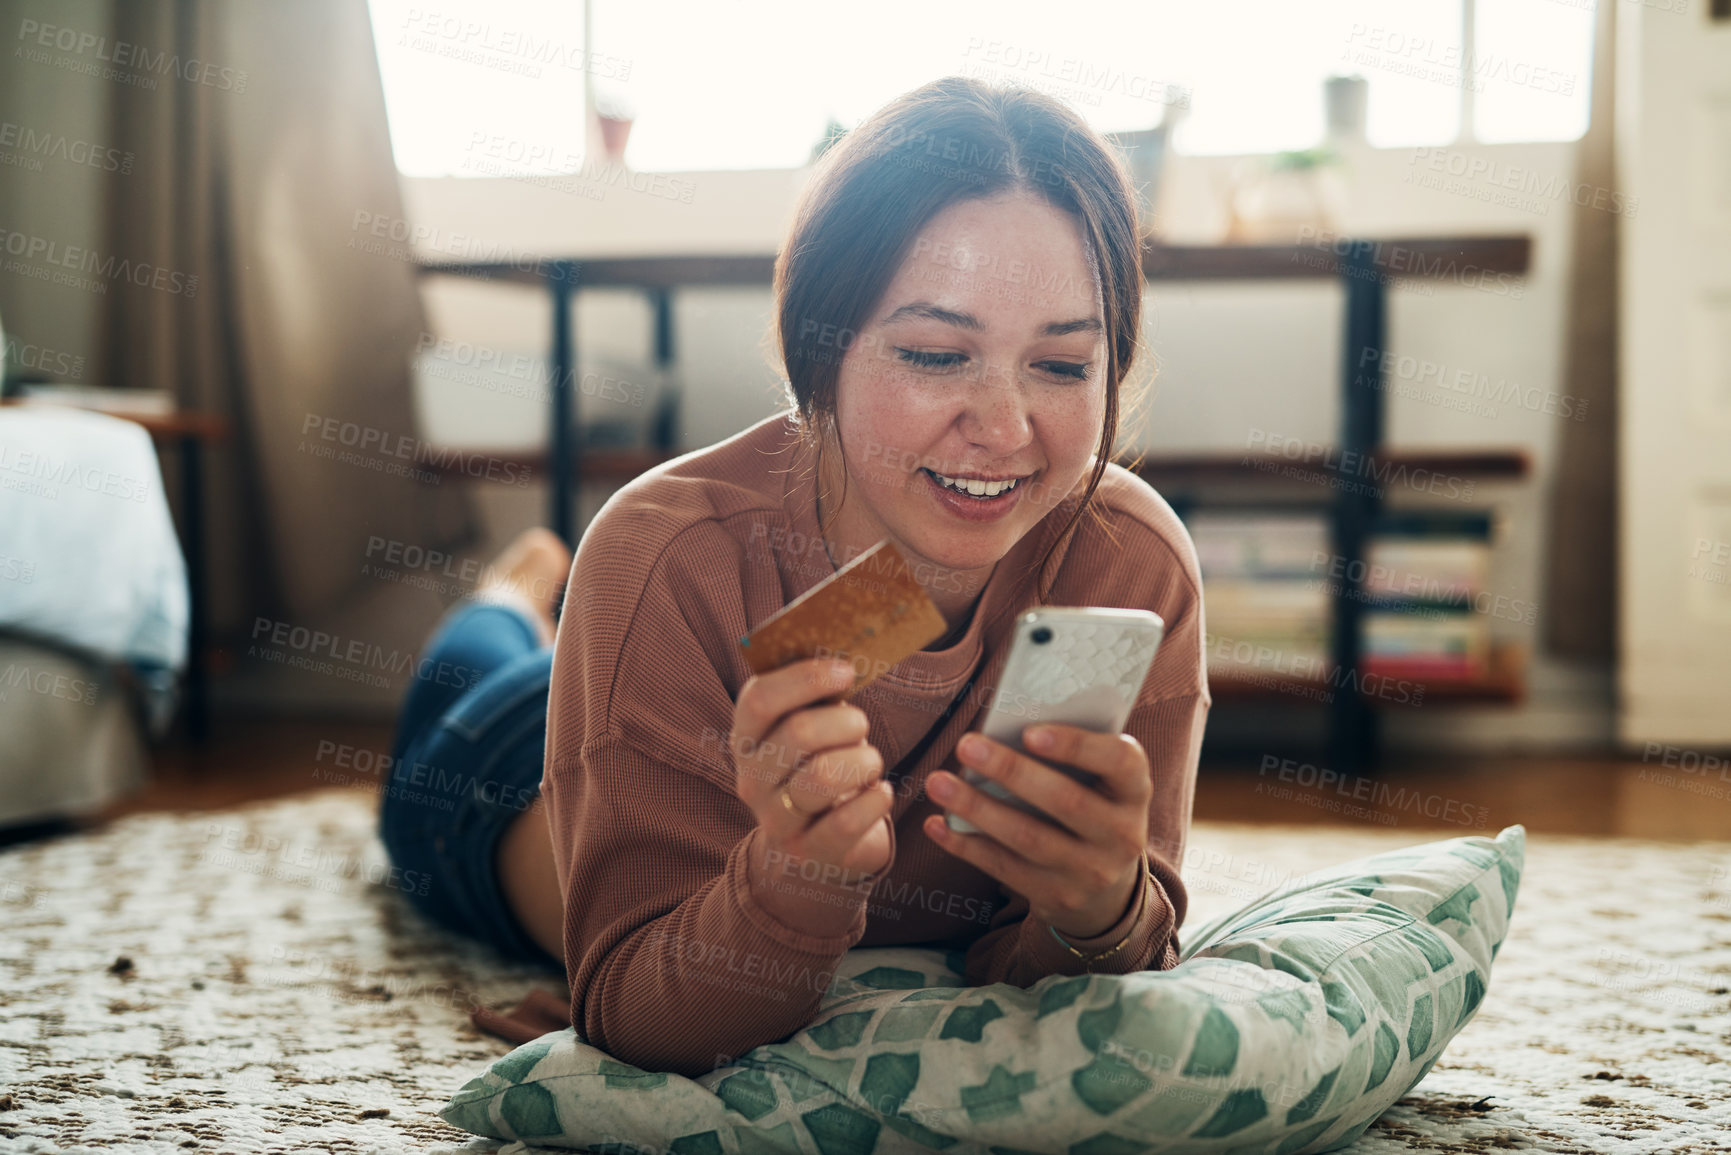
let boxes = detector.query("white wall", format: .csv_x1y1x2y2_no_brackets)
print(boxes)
399,138,1614,753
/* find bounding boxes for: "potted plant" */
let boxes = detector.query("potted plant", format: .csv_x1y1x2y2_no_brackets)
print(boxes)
1226,146,1349,243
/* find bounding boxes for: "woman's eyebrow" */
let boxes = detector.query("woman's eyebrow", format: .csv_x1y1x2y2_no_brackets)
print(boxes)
881,301,982,330
880,300,1102,337
1042,317,1103,337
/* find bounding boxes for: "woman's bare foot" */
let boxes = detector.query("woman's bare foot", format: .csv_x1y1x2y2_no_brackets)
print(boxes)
475,527,571,646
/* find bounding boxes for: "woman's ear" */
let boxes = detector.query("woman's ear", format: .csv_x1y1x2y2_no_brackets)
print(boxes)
814,408,850,525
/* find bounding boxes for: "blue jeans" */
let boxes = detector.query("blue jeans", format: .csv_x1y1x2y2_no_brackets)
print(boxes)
378,600,561,970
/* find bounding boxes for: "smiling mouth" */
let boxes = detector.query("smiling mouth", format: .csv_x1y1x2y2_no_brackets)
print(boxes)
921,468,1028,498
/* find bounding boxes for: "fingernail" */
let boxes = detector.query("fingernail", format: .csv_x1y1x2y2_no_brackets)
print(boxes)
828,660,855,683
1026,726,1054,751
959,734,986,762
927,772,953,800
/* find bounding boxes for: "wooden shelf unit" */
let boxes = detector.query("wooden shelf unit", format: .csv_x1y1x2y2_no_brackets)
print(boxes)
418,447,678,485
1134,447,1531,483
416,233,1534,772
1210,641,1529,707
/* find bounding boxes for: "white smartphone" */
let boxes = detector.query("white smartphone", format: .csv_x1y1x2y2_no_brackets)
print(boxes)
946,607,1165,834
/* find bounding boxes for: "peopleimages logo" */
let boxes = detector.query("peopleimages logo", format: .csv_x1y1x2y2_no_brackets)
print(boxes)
1244,428,1478,502
1342,25,1576,97
0,442,150,502
298,412,532,488
414,332,649,408
1295,225,1524,300
395,10,631,81
0,555,36,584
1257,756,1487,826
348,210,573,282
1357,347,1589,423
0,227,199,297
959,37,1190,109
0,120,133,174
1,334,85,380
16,19,249,92
1406,147,1638,219
462,132,696,205
0,662,99,706
248,617,484,691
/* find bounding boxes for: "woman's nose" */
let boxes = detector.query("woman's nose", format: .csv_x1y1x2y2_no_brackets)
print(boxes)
955,364,1033,455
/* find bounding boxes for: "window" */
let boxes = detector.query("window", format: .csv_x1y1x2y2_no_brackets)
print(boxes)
369,0,1594,177
369,0,590,179
1468,0,1594,144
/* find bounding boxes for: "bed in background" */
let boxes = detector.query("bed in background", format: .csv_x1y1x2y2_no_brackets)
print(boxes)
0,406,188,834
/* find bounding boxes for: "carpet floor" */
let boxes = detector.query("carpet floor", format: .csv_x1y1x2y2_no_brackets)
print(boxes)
1,789,1728,1154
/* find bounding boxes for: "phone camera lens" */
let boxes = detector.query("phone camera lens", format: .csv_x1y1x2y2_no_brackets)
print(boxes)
1030,627,1053,645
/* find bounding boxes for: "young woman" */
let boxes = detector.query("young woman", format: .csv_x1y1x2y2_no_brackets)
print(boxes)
380,75,1209,1079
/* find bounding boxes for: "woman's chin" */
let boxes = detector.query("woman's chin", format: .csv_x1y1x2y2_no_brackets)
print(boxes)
897,526,1022,579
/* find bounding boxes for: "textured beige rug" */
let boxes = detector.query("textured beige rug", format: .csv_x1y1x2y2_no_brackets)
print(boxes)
1,788,1728,1154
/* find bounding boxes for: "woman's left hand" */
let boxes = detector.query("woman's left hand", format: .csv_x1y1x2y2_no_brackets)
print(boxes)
923,724,1149,941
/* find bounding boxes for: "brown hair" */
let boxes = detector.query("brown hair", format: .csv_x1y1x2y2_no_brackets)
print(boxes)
770,75,1151,596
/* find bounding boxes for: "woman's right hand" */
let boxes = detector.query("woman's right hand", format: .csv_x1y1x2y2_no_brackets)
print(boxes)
731,657,896,937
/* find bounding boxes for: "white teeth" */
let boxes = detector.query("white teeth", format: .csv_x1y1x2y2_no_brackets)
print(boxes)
930,471,1020,497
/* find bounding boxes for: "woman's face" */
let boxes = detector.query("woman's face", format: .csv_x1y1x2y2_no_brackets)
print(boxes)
823,189,1109,596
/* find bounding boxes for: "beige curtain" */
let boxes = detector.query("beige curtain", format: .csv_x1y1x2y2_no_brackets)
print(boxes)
1542,0,1618,659
100,0,476,636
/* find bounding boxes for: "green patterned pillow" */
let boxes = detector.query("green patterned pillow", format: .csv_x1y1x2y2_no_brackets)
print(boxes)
443,824,1524,1154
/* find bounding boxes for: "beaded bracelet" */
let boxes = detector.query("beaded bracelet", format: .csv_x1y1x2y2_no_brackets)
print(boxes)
1047,866,1153,972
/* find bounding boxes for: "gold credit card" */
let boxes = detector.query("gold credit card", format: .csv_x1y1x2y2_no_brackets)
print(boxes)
739,538,949,692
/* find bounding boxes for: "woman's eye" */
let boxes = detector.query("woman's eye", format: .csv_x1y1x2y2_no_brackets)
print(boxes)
896,349,967,371
1039,361,1092,381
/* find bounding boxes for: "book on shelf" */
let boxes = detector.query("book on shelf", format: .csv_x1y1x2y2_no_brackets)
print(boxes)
1187,511,1330,579
1357,509,1501,681
1362,608,1489,681
1204,619,1330,671
1364,539,1490,605
1372,510,1498,540
1188,510,1333,681
1187,507,1513,686
1203,578,1331,624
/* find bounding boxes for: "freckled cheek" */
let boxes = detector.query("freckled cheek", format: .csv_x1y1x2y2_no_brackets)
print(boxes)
837,376,934,497
1032,396,1105,469
847,375,953,455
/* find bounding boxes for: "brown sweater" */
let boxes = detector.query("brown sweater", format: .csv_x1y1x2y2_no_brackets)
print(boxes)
542,411,1210,1077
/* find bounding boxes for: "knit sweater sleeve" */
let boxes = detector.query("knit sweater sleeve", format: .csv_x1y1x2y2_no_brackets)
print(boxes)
542,501,869,1077
545,734,869,1077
